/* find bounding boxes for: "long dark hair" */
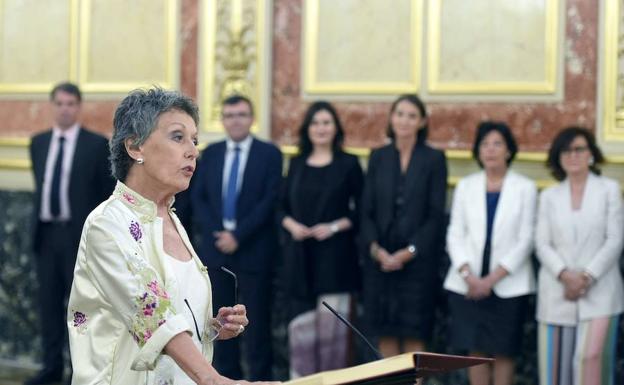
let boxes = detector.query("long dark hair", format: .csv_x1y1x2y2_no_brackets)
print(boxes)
298,101,345,158
386,94,428,145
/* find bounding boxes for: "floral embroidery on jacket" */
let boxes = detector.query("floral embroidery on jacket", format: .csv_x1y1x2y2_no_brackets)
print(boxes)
125,254,175,347
122,192,136,205
72,310,88,334
129,221,142,242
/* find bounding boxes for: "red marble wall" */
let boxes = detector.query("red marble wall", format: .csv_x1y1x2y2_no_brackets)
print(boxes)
0,0,596,153
0,0,199,139
270,0,597,151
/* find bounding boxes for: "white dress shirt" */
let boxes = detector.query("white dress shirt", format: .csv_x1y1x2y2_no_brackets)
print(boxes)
39,123,80,221
167,255,210,385
222,135,253,230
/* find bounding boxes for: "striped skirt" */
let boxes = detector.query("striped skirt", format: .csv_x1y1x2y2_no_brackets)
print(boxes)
538,315,620,385
288,293,352,379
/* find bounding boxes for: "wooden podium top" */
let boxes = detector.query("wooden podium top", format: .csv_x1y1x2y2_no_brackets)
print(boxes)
283,352,493,385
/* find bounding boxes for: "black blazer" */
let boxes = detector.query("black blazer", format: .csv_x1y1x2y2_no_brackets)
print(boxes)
278,151,364,299
191,137,283,274
30,127,115,252
360,143,447,267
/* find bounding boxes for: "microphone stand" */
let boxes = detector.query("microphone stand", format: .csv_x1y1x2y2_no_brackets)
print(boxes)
321,301,382,361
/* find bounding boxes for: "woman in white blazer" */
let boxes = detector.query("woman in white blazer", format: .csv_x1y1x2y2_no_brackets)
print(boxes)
445,122,537,385
536,127,623,385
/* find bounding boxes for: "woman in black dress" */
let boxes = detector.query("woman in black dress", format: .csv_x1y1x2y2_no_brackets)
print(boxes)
279,101,364,377
360,94,447,357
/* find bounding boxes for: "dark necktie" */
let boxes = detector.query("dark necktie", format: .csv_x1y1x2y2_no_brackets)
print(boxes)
223,146,241,222
50,136,65,218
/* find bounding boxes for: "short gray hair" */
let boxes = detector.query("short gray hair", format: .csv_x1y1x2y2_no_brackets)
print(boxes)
110,87,199,181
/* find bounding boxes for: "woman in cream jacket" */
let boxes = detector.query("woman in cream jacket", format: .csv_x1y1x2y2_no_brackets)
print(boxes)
536,127,623,385
67,88,265,385
445,122,536,385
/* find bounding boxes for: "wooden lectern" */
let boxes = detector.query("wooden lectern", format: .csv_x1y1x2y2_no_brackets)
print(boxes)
283,352,493,385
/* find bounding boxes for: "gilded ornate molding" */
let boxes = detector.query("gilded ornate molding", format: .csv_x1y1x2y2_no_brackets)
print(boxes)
0,0,78,94
601,0,624,142
200,0,269,135
427,0,561,94
78,0,179,93
211,0,257,122
302,0,422,95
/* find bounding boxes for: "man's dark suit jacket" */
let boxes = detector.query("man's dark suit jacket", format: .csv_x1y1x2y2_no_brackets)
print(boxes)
191,137,282,274
30,127,115,251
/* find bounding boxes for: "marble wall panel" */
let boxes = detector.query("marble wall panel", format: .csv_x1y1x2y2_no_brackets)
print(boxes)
0,0,197,137
437,0,548,83
0,0,73,92
79,0,178,92
272,0,597,152
0,191,39,363
304,0,419,94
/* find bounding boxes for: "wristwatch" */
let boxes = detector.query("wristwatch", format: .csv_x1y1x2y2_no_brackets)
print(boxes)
330,222,339,234
407,244,417,255
459,267,471,279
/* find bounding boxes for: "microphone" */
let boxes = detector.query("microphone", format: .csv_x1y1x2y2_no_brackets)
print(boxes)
321,301,382,360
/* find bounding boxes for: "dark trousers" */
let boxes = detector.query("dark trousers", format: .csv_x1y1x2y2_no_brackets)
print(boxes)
35,222,79,374
209,268,273,381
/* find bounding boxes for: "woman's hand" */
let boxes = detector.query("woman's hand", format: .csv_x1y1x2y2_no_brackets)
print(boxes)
370,242,403,272
465,275,492,300
310,223,334,241
216,304,248,340
378,248,404,272
559,269,588,301
283,217,311,241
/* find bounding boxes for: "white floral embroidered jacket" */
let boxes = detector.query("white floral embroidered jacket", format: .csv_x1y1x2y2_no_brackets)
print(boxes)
67,182,213,385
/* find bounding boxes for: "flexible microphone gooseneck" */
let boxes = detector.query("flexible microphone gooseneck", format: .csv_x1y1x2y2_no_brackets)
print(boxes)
321,301,382,360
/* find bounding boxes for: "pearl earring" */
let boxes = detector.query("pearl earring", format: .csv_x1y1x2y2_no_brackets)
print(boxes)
588,156,594,166
137,158,144,165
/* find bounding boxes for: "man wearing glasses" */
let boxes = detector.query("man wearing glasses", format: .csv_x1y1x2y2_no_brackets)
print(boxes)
191,95,281,381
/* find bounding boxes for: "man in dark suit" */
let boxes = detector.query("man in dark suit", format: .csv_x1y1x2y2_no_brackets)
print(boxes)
191,95,282,380
26,82,114,385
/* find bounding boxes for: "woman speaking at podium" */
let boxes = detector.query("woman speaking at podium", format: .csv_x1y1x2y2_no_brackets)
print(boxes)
360,94,447,357
67,88,272,385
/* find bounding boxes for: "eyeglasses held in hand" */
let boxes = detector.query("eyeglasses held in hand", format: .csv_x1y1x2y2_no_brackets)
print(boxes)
220,266,238,305
197,266,240,342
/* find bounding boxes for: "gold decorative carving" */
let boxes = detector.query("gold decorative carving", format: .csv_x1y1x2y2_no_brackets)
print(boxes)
200,0,268,134
211,0,257,124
